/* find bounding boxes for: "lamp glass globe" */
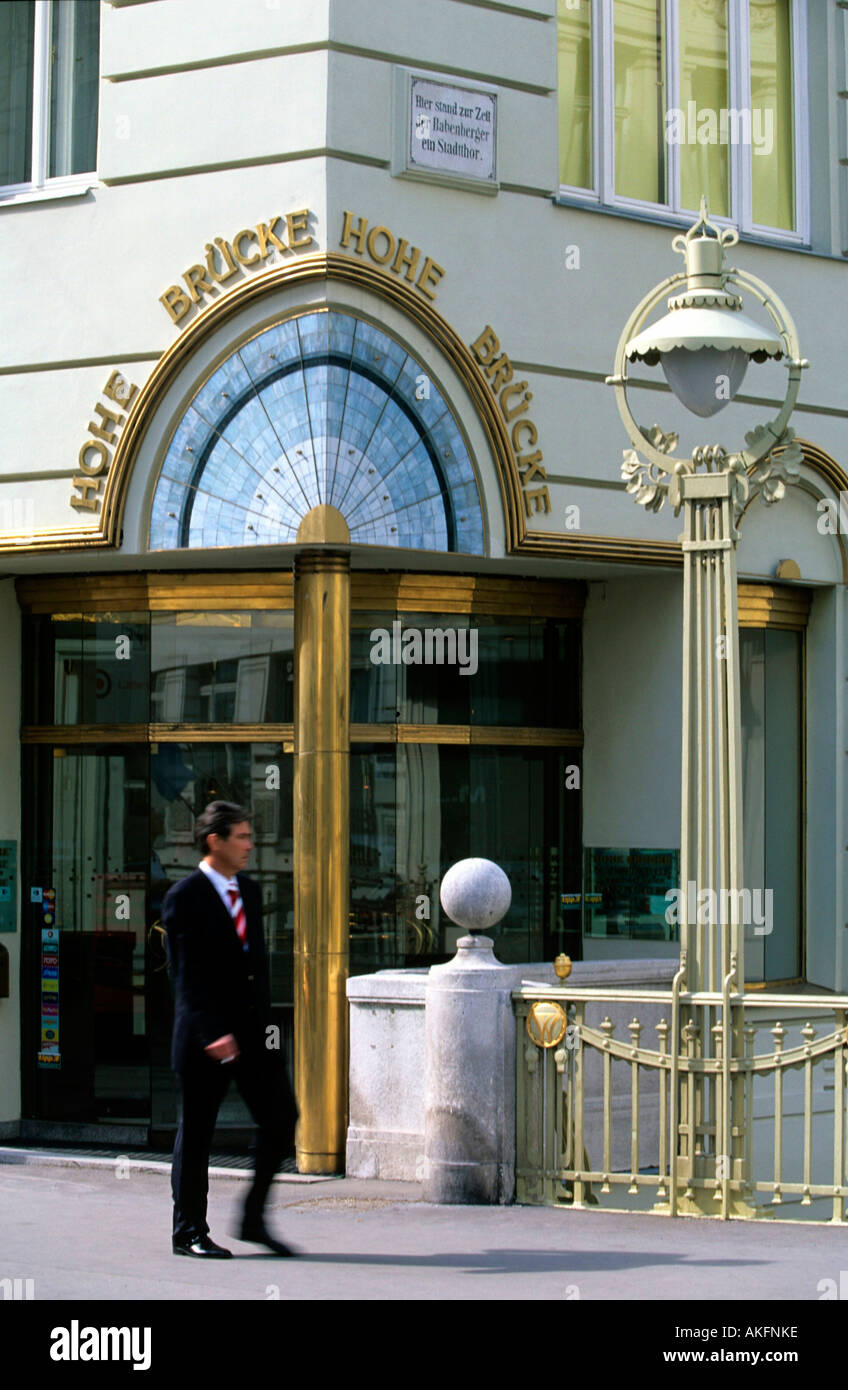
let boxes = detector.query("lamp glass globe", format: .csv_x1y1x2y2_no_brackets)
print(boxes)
660,345,749,418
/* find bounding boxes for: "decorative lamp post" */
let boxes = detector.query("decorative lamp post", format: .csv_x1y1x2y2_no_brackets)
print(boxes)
606,199,808,1214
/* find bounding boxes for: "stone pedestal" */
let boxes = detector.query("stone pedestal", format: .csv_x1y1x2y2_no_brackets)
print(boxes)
423,934,514,1204
346,969,428,1181
347,958,679,1187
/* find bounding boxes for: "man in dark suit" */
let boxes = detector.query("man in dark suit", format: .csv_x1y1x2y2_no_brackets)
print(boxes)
164,800,299,1258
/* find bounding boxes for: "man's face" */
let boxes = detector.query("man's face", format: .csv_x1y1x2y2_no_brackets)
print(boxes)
208,821,253,877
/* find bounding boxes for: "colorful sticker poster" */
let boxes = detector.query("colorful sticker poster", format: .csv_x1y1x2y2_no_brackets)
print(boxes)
41,888,56,928
37,894,60,1069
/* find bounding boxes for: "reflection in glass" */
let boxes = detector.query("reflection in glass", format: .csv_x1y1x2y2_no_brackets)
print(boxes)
24,613,150,725
150,742,294,1135
48,0,100,177
614,0,667,203
151,612,294,723
750,0,794,230
351,613,580,727
24,740,295,1135
350,745,581,971
557,0,593,189
741,627,801,981
24,745,149,1123
679,0,730,216
0,0,34,186
583,846,680,940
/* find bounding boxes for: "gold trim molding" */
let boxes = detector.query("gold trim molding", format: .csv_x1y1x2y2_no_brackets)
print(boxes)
23,722,582,748
16,571,295,613
17,569,585,617
350,573,585,616
22,724,295,745
737,582,811,630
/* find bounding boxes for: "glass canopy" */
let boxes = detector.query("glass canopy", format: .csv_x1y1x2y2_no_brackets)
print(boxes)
149,310,485,553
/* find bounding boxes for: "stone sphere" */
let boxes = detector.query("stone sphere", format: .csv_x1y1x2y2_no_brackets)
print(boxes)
440,858,512,933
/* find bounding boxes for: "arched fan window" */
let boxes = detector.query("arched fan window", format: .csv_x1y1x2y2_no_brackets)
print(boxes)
149,310,484,554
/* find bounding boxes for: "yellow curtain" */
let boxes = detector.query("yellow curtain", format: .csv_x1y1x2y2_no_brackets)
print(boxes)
678,0,730,217
614,0,666,203
557,0,593,189
750,0,794,230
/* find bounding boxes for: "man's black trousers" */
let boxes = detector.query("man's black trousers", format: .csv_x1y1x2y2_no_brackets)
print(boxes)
171,1043,298,1240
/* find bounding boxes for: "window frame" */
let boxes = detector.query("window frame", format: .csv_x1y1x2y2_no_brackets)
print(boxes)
0,0,99,205
557,0,809,247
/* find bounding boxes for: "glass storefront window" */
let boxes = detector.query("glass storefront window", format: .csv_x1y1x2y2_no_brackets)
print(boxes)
350,744,582,970
21,574,583,1133
351,613,580,727
583,846,680,940
740,626,801,981
24,613,150,725
151,611,294,724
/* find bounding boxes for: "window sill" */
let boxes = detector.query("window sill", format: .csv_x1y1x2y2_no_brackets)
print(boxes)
0,177,98,209
553,191,812,254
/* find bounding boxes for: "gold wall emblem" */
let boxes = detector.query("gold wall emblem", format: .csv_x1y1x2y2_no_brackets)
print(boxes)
526,1000,568,1049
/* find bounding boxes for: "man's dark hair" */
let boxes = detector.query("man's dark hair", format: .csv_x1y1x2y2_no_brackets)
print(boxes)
195,801,252,854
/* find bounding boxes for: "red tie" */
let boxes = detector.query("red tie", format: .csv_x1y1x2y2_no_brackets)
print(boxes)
227,886,248,946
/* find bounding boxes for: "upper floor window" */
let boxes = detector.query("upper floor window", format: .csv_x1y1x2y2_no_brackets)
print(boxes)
557,0,808,243
0,0,100,195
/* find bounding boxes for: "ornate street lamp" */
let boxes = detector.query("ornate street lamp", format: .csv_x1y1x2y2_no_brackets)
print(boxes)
606,198,808,1215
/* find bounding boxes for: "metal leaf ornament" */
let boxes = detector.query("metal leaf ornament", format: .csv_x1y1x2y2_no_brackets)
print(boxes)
727,454,750,516
622,449,666,512
620,424,679,513
747,428,803,507
642,424,679,456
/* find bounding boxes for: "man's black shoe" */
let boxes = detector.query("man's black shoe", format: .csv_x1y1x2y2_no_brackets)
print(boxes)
172,1232,232,1258
238,1220,298,1257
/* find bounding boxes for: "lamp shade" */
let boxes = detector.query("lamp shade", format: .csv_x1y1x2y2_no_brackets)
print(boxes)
625,302,783,415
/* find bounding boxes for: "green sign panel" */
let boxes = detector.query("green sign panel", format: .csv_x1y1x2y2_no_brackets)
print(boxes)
0,841,16,932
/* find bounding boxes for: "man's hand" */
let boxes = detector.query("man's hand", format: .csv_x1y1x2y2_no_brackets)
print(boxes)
204,1033,240,1063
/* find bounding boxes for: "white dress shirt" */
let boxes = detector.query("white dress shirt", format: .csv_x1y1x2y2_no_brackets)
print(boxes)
198,858,240,913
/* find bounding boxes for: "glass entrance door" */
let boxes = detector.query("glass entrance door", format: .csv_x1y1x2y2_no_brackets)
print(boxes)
149,741,294,1146
23,740,294,1139
23,745,150,1125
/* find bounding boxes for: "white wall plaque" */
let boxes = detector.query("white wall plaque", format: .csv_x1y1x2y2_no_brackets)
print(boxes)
394,70,498,194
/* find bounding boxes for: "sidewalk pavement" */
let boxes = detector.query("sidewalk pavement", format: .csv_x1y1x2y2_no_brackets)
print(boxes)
1,1149,847,1303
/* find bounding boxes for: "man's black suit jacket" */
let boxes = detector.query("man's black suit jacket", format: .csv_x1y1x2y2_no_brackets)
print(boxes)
162,868,273,1074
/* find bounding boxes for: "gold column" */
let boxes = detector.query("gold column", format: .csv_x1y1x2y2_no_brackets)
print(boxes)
293,506,351,1173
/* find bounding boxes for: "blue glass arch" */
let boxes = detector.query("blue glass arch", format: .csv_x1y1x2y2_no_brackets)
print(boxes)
148,311,485,554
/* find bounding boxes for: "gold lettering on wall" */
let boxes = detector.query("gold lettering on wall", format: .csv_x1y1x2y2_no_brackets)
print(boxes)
470,326,550,517
70,372,139,513
160,209,315,325
340,211,445,300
